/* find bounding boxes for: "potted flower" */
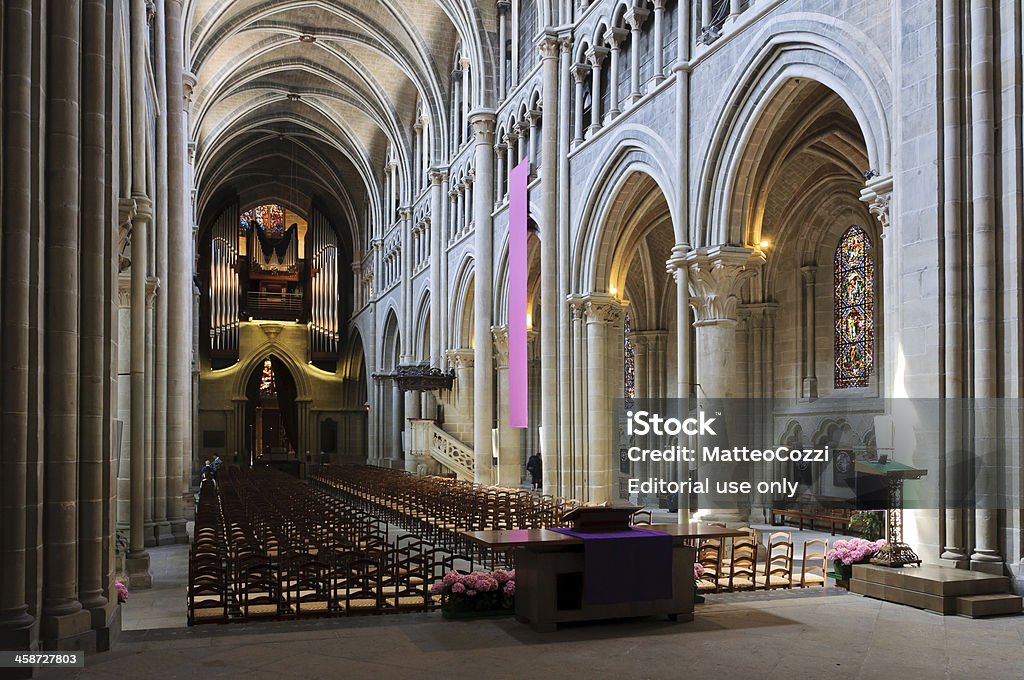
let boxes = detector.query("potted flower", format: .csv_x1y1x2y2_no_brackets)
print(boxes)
693,562,706,604
431,569,516,619
827,538,888,580
115,580,129,604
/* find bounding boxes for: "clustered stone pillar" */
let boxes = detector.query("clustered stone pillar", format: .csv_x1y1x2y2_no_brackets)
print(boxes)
539,33,561,495
687,246,763,523
583,295,627,502
1,0,125,654
492,327,521,486
429,169,446,368
471,111,497,484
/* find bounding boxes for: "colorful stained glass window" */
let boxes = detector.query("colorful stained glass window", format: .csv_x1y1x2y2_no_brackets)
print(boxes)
834,226,874,388
259,358,277,395
240,204,286,239
624,313,635,406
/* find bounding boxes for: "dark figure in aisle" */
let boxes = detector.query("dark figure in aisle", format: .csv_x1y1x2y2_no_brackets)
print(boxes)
527,452,542,491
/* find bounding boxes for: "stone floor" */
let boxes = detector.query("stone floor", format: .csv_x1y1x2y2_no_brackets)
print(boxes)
42,586,1024,680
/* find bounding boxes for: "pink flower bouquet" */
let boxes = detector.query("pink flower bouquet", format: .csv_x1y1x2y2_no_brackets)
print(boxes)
432,569,516,616
115,580,129,603
693,562,705,580
827,538,887,566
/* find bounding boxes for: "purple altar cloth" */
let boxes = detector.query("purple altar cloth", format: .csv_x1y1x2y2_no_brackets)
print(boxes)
549,527,673,605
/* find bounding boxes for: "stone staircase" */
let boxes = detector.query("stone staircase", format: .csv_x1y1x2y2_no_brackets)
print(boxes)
426,422,475,481
851,563,1022,618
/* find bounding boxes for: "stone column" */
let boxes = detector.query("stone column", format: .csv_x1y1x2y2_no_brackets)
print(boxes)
127,199,153,588
492,327,521,486
144,276,160,547
390,381,403,467
586,47,608,135
429,170,446,366
400,206,413,364
940,0,967,564
450,70,462,149
968,0,1001,568
0,0,37,650
571,63,590,146
558,35,576,500
584,295,626,502
471,110,497,485
78,0,114,642
497,1,510,99
538,33,560,495
652,0,665,83
166,0,191,545
515,122,527,164
625,8,649,103
800,266,818,400
728,0,741,21
568,298,588,498
404,390,420,473
41,0,94,648
604,28,627,118
686,246,763,523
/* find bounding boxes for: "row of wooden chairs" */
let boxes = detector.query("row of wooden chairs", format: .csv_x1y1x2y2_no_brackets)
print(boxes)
696,530,828,593
310,464,581,561
187,468,480,625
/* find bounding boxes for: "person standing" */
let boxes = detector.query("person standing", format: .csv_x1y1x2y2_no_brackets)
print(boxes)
526,452,542,491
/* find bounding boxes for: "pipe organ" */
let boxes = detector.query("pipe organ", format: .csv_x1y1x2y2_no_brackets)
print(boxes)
210,201,240,359
309,207,340,360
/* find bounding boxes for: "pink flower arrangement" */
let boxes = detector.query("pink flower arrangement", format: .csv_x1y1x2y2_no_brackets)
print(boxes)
432,569,517,613
693,562,705,580
115,580,129,603
827,538,887,566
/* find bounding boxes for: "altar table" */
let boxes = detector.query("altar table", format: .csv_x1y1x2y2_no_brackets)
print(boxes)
461,523,746,632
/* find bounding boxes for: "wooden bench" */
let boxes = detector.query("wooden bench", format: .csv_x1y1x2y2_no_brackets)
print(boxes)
770,503,854,535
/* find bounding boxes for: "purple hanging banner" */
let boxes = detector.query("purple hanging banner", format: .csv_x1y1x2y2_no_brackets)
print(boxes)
509,158,529,428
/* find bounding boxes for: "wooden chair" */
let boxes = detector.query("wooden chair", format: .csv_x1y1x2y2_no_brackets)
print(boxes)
696,540,722,594
632,510,653,526
757,531,793,590
796,538,828,588
720,536,757,591
284,555,331,618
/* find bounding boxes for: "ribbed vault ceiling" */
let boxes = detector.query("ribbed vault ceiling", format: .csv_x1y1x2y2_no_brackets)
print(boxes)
185,0,497,253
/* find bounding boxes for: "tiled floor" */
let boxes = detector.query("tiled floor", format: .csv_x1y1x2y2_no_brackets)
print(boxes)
44,587,1024,680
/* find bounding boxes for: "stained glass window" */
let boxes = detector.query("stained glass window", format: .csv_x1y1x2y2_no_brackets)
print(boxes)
240,204,286,239
259,358,277,395
624,313,635,406
834,226,874,388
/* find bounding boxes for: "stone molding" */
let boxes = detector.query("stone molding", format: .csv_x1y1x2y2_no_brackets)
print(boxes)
445,348,474,369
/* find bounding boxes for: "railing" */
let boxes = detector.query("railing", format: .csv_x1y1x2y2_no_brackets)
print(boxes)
246,291,303,321
427,423,475,481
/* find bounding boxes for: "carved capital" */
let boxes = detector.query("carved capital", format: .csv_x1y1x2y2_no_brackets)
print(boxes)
182,71,197,113
685,246,764,325
860,174,893,235
604,27,629,50
145,276,160,308
117,273,132,307
428,167,448,185
583,293,626,325
800,265,817,284
570,63,592,84
445,348,474,369
497,0,511,16
624,7,651,31
538,32,560,60
468,110,497,146
586,46,609,68
491,326,510,368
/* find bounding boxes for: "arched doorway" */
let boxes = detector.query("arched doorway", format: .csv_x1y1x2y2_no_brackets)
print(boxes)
243,355,300,468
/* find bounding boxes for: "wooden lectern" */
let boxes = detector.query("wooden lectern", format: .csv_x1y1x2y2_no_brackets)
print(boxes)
562,504,639,533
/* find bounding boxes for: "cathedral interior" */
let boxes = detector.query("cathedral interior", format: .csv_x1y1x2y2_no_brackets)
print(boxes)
1,0,1023,674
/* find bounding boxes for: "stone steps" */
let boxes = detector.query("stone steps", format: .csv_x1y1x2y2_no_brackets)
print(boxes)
850,563,1021,618
955,593,1023,618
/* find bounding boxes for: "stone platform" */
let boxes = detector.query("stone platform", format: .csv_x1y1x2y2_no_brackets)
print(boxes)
851,563,1022,617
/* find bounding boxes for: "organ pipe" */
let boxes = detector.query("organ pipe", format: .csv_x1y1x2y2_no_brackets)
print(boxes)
309,207,339,358
209,201,240,359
